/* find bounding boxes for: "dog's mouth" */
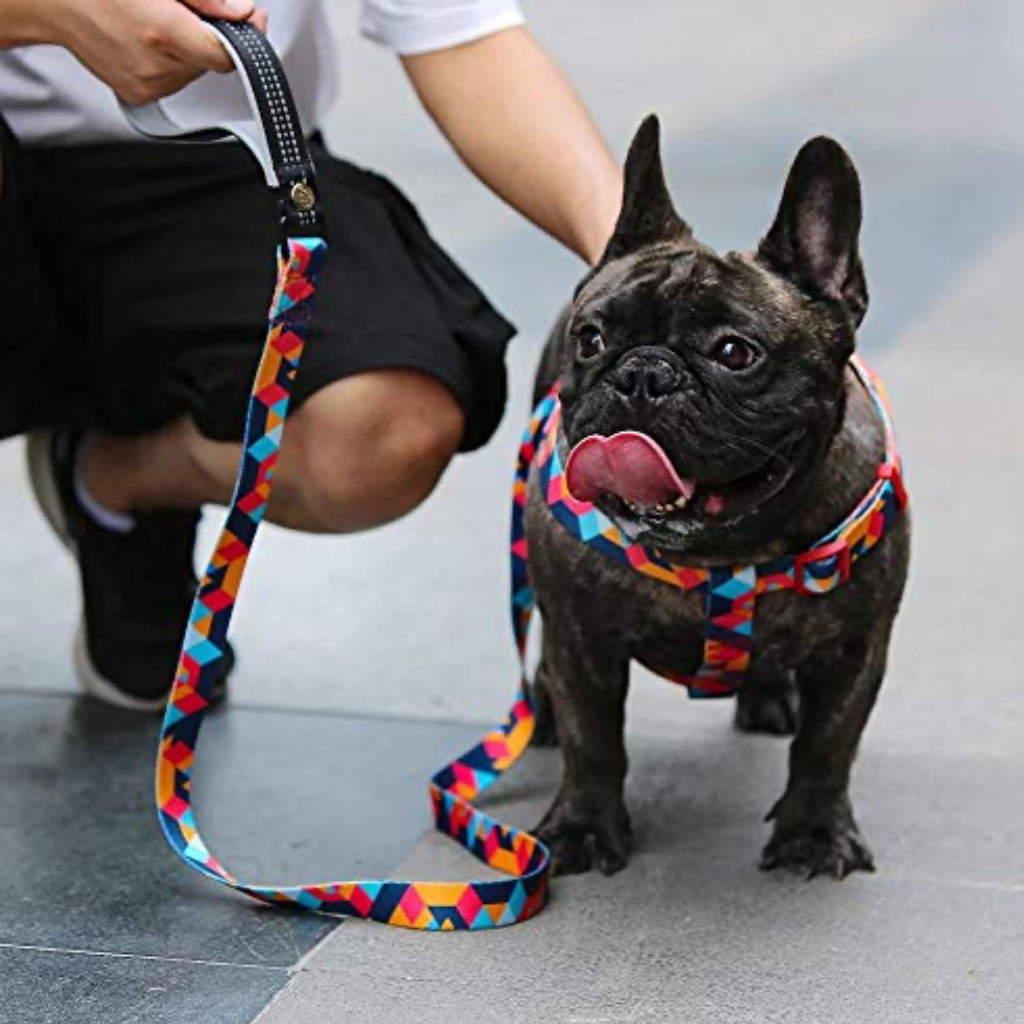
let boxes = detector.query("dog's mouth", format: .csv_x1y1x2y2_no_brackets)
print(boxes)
565,429,802,530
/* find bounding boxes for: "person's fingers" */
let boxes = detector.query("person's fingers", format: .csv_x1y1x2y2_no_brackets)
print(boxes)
114,45,204,106
177,2,269,74
185,0,256,21
248,7,269,34
163,5,234,73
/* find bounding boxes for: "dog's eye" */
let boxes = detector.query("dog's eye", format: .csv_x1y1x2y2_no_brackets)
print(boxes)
712,336,759,371
577,327,606,361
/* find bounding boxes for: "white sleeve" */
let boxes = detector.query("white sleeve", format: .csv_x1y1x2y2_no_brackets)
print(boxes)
360,0,526,56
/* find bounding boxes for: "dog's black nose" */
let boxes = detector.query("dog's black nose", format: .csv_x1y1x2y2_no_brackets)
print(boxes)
610,355,681,400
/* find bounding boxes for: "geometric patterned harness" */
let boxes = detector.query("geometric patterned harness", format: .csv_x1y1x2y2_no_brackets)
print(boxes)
514,355,908,697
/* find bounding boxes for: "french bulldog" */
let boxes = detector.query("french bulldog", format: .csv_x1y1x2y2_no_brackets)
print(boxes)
525,116,910,879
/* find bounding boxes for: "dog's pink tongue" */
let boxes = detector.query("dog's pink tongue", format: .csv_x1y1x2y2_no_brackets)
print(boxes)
565,432,696,505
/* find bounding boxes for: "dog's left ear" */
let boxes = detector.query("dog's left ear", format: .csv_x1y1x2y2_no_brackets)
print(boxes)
758,136,868,326
601,115,692,263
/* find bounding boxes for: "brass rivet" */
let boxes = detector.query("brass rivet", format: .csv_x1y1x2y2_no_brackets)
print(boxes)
291,182,316,212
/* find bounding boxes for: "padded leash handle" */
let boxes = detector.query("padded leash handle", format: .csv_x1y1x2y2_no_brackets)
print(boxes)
125,21,550,929
120,19,322,237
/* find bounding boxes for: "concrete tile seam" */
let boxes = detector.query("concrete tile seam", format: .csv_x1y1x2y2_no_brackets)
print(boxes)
287,930,344,975
223,698,498,731
247,931,350,1024
0,685,501,730
0,685,499,730
248,988,294,1024
0,941,291,973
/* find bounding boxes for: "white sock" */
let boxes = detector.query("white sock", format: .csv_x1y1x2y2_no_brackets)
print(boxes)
73,437,137,534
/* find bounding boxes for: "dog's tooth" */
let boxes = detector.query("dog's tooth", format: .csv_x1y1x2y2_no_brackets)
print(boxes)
673,495,689,509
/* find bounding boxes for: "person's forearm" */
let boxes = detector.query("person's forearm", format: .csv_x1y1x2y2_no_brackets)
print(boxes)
402,27,622,266
0,0,50,48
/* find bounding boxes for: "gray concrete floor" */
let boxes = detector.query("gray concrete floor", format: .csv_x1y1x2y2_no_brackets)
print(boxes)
2,1,1023,1022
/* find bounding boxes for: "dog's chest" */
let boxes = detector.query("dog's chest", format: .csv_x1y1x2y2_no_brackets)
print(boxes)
524,470,851,685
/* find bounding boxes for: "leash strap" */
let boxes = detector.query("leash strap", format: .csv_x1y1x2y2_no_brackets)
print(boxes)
520,356,908,698
139,21,549,930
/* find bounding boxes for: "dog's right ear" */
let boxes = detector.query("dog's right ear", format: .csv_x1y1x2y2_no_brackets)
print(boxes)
600,115,692,263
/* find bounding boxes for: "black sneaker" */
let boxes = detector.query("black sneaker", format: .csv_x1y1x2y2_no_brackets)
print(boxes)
26,429,233,712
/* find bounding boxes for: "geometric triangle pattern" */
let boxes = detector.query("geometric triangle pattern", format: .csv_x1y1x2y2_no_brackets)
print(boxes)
156,236,549,931
521,355,908,699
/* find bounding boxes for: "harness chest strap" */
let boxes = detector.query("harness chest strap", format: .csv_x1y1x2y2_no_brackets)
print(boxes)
516,355,908,698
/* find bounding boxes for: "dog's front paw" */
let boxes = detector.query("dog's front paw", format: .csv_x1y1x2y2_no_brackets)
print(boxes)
536,799,632,877
735,675,800,736
761,810,874,880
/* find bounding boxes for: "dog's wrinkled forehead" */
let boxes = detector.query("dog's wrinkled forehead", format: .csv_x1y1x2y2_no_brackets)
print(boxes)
574,243,797,347
577,245,710,315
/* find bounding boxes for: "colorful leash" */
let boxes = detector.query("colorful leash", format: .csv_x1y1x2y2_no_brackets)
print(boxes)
124,21,550,931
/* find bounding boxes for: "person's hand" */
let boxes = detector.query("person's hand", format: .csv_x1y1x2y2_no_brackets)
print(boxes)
43,0,269,106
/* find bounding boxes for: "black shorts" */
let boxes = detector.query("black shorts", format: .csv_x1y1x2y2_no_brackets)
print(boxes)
0,117,516,451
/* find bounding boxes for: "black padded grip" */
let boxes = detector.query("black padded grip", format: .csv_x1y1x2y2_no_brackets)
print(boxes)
205,18,324,236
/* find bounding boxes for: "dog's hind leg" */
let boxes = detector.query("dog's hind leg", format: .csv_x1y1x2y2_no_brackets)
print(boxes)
533,623,633,876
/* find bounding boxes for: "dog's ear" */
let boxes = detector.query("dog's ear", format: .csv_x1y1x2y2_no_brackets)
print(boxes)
758,136,868,326
601,115,692,263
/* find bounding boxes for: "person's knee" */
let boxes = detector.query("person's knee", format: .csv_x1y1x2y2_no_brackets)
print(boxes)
293,370,465,533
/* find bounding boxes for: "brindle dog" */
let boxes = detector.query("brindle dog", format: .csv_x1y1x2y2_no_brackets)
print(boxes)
526,116,910,879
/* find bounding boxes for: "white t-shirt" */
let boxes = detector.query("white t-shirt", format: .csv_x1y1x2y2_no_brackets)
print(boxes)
0,0,525,146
